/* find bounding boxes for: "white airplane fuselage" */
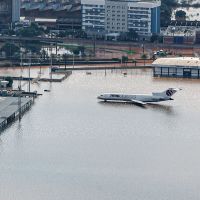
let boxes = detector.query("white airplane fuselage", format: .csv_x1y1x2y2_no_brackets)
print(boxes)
98,94,172,103
97,88,180,105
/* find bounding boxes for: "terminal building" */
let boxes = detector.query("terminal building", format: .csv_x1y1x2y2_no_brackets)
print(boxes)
81,0,160,39
0,0,20,29
153,57,200,79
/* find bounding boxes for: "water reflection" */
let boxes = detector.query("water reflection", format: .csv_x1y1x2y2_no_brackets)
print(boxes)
98,101,147,108
98,101,175,114
147,103,174,115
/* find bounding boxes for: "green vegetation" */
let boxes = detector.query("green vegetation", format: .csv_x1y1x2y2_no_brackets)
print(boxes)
175,10,186,20
5,77,13,87
17,23,45,37
141,54,148,66
121,56,128,63
161,0,177,27
127,29,139,41
122,50,136,55
58,30,87,39
132,59,137,67
0,43,20,58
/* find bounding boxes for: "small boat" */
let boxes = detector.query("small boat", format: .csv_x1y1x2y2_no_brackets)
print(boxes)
86,72,92,75
44,89,51,92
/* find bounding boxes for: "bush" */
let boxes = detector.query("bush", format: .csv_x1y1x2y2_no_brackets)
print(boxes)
5,77,13,87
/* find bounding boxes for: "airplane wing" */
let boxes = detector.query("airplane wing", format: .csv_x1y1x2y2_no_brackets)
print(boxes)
129,99,146,106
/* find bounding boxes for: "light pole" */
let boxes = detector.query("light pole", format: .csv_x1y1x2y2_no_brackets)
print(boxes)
28,51,31,93
50,45,53,81
73,53,75,68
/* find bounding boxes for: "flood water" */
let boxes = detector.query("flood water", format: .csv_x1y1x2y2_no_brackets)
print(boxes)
1,68,200,200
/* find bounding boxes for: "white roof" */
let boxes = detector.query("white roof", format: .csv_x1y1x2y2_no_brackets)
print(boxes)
81,0,105,5
128,1,161,8
152,57,200,68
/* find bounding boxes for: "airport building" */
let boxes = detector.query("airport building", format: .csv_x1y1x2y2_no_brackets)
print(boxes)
153,57,200,79
81,0,160,38
81,0,105,35
0,0,20,29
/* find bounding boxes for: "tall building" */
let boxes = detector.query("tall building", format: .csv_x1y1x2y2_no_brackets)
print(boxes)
12,0,21,23
105,0,128,33
0,0,20,29
81,0,161,39
127,1,160,37
0,0,12,28
81,0,105,35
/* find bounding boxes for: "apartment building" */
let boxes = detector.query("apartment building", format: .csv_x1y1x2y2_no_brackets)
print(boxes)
12,0,21,22
0,0,20,29
81,0,105,35
128,1,160,37
105,0,128,33
81,0,160,38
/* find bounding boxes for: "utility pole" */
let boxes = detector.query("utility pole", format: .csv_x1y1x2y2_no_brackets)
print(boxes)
93,34,96,57
18,50,23,121
73,53,75,68
50,45,53,81
28,51,31,93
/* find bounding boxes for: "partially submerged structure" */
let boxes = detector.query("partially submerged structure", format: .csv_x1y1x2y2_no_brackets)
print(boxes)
153,57,200,79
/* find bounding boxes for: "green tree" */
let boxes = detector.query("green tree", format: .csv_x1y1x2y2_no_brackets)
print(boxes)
160,0,177,27
5,77,13,87
1,43,20,58
175,10,186,20
62,53,68,69
127,29,138,41
141,54,148,66
122,56,128,63
73,48,80,56
22,42,42,54
132,59,137,67
150,34,159,43
17,23,45,37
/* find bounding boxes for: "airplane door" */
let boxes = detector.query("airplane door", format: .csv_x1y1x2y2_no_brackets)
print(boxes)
183,68,191,78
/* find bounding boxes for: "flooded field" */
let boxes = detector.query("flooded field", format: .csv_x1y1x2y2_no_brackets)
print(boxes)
0,68,200,200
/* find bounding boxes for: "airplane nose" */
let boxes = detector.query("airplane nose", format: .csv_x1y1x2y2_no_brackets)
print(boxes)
97,95,103,100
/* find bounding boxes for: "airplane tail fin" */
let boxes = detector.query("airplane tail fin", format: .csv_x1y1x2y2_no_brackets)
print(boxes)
153,88,181,99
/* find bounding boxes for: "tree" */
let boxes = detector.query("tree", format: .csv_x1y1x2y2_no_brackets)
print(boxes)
5,77,13,87
141,54,148,66
160,0,177,27
132,59,137,67
1,43,20,58
17,23,45,37
175,10,186,21
78,46,85,56
62,54,68,69
150,34,159,43
127,29,138,41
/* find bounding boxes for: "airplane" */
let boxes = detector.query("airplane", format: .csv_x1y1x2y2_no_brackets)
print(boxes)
97,88,181,106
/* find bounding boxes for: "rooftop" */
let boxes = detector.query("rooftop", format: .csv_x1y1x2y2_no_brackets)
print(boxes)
152,57,200,68
163,26,197,37
0,97,31,122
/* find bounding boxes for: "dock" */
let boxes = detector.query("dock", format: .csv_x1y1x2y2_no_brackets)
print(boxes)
0,97,33,131
0,71,72,83
53,65,152,72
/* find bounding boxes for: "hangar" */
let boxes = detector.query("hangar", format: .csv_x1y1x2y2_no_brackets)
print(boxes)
153,57,200,79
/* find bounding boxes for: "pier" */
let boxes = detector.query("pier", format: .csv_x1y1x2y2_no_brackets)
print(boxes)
0,71,72,83
53,65,152,72
0,97,33,131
